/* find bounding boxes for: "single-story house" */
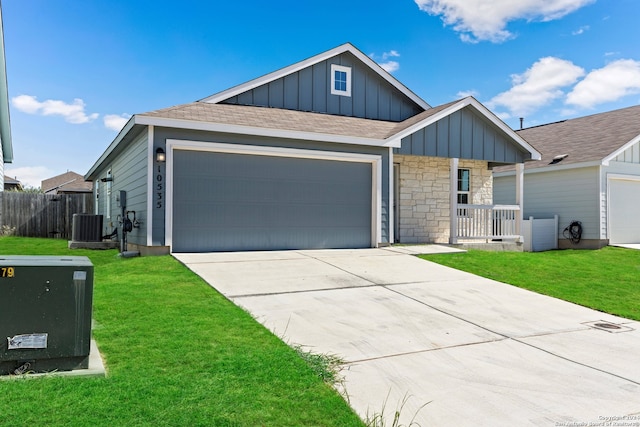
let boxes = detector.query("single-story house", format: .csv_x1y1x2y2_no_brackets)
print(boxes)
42,171,93,195
494,105,640,248
86,43,540,254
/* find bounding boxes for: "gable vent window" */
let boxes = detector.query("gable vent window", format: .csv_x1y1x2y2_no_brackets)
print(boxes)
331,64,351,97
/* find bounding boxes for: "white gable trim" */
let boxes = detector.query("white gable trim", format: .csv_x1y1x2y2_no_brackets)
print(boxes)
389,97,541,161
602,132,640,165
135,115,401,148
199,43,430,110
85,116,137,179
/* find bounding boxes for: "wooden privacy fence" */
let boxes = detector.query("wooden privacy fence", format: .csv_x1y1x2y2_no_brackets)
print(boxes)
0,192,94,239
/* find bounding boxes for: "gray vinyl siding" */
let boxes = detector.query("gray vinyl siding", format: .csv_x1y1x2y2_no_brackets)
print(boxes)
93,130,148,246
221,52,423,122
396,107,529,163
494,166,601,240
153,127,391,246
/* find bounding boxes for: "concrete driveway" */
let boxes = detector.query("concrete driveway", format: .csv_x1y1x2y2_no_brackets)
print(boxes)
174,246,640,426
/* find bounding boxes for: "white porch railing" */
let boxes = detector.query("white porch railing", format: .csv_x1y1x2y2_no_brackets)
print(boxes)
454,204,521,241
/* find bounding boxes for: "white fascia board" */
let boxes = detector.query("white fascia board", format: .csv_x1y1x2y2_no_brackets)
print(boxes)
135,115,400,148
85,116,137,179
602,132,640,165
493,160,603,177
199,43,431,111
390,97,542,161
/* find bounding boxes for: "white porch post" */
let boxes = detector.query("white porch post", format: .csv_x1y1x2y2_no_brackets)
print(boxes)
449,158,459,244
515,163,524,241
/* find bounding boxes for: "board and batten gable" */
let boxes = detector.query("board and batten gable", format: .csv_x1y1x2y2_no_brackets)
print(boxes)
220,51,424,122
93,129,149,246
151,126,392,247
395,106,531,163
613,139,640,163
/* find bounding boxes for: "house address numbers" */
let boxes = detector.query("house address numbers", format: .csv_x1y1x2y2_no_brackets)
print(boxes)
156,165,164,209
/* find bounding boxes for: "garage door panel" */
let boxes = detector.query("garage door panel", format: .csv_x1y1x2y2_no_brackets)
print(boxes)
609,179,640,244
172,150,373,252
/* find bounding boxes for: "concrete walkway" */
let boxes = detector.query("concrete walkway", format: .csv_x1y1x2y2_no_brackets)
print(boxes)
174,246,640,426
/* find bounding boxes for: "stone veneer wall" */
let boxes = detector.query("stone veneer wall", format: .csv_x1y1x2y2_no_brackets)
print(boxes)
396,155,492,243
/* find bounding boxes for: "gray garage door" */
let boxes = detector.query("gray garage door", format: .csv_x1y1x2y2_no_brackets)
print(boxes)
609,178,640,244
172,150,373,252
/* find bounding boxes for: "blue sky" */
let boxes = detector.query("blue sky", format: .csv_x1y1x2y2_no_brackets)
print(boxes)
3,0,640,188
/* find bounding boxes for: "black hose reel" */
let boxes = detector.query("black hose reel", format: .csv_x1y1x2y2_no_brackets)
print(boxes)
563,220,582,244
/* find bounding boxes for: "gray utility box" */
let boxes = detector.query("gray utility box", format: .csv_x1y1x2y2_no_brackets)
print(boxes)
0,256,94,375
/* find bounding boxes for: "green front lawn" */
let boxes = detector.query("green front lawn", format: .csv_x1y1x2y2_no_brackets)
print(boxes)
0,237,363,427
421,247,640,321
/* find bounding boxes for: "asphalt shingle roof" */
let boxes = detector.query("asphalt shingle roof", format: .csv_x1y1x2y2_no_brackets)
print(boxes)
142,102,401,139
513,104,640,170
140,100,465,141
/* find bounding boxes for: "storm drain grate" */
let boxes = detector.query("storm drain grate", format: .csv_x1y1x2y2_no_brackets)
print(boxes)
582,320,635,333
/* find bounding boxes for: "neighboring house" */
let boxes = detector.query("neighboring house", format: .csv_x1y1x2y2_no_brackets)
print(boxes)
3,175,21,191
0,2,13,224
494,105,640,248
42,171,93,195
86,43,540,254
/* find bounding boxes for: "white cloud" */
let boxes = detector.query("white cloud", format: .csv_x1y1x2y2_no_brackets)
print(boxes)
104,113,132,131
488,56,585,116
4,166,53,189
566,59,640,108
370,50,401,73
382,50,400,60
12,95,99,124
457,89,479,99
380,61,400,73
414,0,595,43
571,25,589,35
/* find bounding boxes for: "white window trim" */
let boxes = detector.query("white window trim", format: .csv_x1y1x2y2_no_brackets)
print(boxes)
331,64,352,97
164,139,382,252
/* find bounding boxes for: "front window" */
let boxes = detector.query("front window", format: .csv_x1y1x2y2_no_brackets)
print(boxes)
330,64,351,97
457,168,470,205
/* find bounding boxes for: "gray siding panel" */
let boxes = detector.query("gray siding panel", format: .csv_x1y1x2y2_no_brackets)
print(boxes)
397,106,529,163
298,67,313,111
93,130,149,246
312,62,328,113
221,52,423,121
172,151,372,252
283,73,299,110
494,167,600,240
